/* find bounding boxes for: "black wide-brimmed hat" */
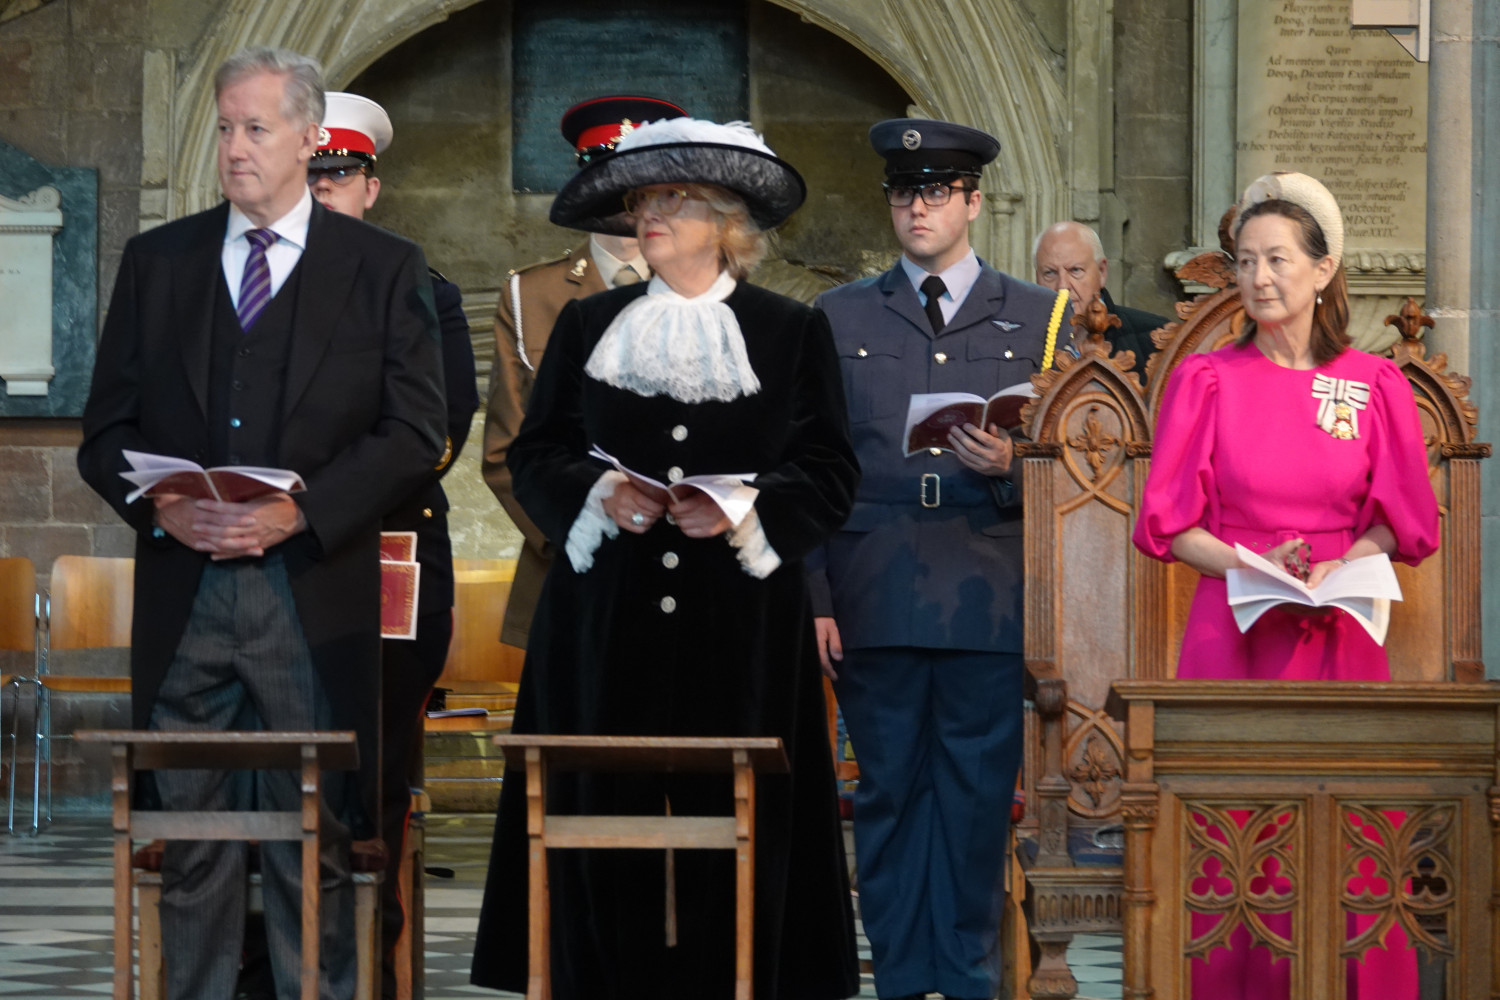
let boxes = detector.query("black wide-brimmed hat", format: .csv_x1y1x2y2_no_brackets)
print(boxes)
549,117,806,237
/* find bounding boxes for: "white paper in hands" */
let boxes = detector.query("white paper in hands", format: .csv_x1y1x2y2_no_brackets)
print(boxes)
119,449,306,504
588,445,759,527
1225,543,1403,645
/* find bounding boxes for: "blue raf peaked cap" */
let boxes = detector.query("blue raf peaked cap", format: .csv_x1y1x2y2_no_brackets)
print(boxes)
869,118,1000,182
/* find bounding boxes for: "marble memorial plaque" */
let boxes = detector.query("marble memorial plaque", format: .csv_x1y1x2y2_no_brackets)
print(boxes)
1237,0,1426,250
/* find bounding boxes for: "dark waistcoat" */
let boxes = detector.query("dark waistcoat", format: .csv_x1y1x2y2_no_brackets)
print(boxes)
207,266,301,468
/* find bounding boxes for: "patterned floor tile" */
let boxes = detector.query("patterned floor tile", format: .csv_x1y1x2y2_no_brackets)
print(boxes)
1,815,1123,999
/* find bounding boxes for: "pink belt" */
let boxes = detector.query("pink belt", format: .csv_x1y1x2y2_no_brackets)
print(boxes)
1216,524,1354,561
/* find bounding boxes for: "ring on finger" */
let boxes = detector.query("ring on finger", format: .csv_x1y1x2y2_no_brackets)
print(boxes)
630,511,646,526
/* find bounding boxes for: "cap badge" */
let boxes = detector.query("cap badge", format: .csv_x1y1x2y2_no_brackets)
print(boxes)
317,126,331,146
901,128,922,150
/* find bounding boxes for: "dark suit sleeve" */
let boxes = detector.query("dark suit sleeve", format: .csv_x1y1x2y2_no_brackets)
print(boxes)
434,276,478,470
295,243,447,555
76,240,165,540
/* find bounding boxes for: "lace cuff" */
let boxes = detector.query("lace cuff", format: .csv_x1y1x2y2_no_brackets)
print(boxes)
564,470,627,573
727,507,781,579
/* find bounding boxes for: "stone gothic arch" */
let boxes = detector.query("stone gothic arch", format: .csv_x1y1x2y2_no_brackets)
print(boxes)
145,0,1066,276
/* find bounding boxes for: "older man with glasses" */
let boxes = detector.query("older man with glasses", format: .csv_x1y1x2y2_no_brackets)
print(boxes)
809,118,1071,1000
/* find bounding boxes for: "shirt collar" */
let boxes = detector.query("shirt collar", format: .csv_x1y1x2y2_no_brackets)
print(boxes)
590,235,649,286
225,188,314,251
900,249,980,303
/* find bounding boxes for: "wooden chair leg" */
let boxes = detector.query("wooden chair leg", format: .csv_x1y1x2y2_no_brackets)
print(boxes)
108,744,135,1000
135,872,164,1000
300,745,320,1000
733,749,755,1000
524,749,551,1000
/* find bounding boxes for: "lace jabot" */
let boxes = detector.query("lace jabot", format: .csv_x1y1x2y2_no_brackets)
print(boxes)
584,270,761,403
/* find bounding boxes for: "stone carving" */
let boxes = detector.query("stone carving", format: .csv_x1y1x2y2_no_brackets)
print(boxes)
0,185,63,396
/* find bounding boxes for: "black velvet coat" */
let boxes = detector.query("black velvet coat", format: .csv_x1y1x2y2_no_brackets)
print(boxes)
471,281,861,999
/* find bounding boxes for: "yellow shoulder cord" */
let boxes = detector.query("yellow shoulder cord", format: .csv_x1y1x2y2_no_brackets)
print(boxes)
1040,288,1069,371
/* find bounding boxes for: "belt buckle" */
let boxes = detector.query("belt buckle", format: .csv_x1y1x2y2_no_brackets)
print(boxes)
920,472,941,509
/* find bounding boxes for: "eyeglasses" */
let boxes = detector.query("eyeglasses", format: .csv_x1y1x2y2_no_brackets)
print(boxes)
883,182,971,208
306,165,368,187
623,187,700,216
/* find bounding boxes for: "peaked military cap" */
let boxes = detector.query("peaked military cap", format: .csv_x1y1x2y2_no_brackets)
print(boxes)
315,92,393,171
869,118,1000,183
560,95,688,167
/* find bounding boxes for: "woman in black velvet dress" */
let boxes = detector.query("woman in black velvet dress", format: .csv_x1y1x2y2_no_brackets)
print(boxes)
470,117,861,1000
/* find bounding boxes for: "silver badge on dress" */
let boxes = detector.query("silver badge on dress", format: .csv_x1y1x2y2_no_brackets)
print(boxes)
902,129,922,150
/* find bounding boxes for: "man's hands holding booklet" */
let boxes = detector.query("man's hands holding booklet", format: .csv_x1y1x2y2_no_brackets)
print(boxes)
153,493,307,560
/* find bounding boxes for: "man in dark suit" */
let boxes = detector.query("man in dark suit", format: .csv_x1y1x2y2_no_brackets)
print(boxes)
481,95,684,649
77,47,446,1000
810,119,1070,1000
1033,220,1168,378
306,89,478,1000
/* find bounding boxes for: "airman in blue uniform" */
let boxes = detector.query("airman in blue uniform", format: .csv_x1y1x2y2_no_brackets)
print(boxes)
810,118,1069,1000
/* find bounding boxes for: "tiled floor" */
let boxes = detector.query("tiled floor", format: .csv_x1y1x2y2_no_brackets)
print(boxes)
0,814,1122,999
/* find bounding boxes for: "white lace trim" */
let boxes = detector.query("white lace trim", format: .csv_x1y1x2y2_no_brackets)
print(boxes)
727,507,781,579
584,271,761,403
564,471,626,573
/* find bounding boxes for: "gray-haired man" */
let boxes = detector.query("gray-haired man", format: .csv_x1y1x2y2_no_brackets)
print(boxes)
78,46,447,1000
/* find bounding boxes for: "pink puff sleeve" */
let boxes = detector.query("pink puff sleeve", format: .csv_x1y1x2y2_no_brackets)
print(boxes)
1132,354,1219,562
1357,360,1440,565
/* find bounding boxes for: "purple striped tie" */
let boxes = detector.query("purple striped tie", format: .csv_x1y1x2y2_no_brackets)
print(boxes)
237,228,279,331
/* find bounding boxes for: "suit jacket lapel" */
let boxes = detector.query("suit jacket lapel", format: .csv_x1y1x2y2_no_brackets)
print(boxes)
174,203,229,419
285,202,360,418
878,264,935,340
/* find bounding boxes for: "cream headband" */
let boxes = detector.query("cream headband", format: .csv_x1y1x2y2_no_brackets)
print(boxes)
1232,171,1345,267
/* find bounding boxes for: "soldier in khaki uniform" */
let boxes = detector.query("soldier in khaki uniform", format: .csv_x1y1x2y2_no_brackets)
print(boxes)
481,94,685,648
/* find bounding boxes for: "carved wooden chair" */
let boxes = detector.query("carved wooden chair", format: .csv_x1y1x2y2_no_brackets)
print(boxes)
1012,217,1488,997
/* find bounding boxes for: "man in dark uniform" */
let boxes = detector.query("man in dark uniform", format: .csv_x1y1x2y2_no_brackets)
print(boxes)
810,118,1070,1000
481,95,684,649
308,90,479,1000
1033,220,1167,378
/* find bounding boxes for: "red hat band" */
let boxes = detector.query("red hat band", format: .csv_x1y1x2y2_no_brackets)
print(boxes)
575,121,636,153
320,126,376,156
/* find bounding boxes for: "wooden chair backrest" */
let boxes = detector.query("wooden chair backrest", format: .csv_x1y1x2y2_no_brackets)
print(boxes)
48,556,134,651
441,558,523,686
0,557,37,653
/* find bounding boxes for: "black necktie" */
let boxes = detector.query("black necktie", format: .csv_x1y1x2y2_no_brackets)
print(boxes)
920,275,947,335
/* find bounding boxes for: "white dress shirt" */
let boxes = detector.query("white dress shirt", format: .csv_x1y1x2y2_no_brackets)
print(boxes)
221,189,314,308
590,234,650,287
900,250,981,325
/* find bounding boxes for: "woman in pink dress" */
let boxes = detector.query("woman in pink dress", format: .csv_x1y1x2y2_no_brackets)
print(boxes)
1133,172,1440,999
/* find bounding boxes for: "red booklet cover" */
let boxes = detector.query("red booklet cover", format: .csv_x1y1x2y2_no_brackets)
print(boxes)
379,531,419,640
120,450,304,503
902,382,1036,456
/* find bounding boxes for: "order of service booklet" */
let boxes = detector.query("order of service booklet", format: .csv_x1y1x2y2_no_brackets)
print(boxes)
120,450,305,504
1225,543,1403,645
902,381,1037,456
379,531,419,641
588,445,759,527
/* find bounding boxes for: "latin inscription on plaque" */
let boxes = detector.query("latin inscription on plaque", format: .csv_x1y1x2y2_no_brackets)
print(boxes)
1237,0,1426,249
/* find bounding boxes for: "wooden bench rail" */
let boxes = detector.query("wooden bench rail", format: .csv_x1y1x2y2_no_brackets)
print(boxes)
77,729,360,1000
77,730,359,772
495,734,786,1000
491,734,788,775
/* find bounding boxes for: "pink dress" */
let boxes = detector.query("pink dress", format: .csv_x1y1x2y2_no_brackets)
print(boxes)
1133,342,1440,998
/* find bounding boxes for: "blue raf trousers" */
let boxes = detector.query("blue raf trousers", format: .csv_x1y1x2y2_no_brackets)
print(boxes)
834,647,1023,1000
